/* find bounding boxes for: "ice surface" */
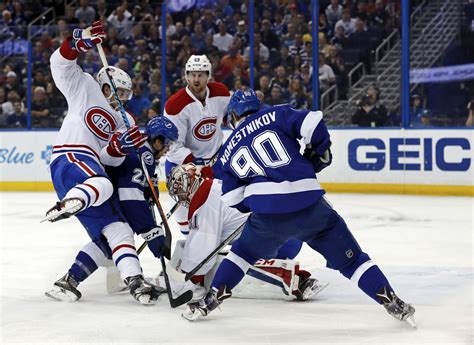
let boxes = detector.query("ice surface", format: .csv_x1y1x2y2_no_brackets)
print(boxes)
0,192,472,344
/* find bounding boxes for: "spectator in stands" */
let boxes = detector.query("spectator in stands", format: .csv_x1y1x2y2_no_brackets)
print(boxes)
258,75,272,99
220,43,243,73
5,71,25,99
0,10,17,40
129,5,145,24
352,1,370,22
283,3,299,26
301,62,313,93
244,33,270,64
224,65,249,91
319,14,332,39
265,84,288,105
347,18,372,71
124,23,144,47
277,45,293,70
326,0,344,28
335,9,357,38
370,0,391,35
2,90,24,118
31,86,52,128
81,52,100,75
127,83,151,121
96,0,108,19
326,45,346,97
409,93,429,127
176,35,193,67
319,34,334,58
331,25,347,50
256,59,274,80
191,22,207,54
318,53,336,92
64,5,79,25
6,101,26,128
282,22,297,47
352,85,387,127
261,19,281,51
295,13,308,35
289,77,309,109
213,20,234,53
159,13,177,39
466,99,474,126
270,65,291,100
272,12,286,37
75,0,96,25
289,34,306,59
107,6,132,39
170,21,188,46
235,20,249,48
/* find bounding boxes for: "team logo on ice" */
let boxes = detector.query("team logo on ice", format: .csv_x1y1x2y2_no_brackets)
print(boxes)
84,107,117,141
193,118,217,141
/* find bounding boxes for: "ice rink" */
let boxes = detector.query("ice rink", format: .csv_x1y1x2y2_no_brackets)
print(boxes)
0,191,472,344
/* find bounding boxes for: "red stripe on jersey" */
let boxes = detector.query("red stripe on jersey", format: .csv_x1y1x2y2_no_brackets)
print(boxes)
165,88,195,115
177,221,189,226
83,183,99,203
53,144,100,159
208,82,230,98
112,244,136,254
77,161,96,176
188,178,213,220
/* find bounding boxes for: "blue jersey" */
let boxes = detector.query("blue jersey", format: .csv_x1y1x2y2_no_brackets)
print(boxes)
217,105,330,214
106,144,157,235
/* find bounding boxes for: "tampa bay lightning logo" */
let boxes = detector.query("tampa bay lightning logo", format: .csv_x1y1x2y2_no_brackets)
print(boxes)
142,151,154,166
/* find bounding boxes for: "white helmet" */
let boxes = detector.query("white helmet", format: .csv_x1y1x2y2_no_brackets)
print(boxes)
96,66,133,103
185,55,212,80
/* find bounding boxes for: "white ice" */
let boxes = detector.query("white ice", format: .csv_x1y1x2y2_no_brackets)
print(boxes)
0,192,472,345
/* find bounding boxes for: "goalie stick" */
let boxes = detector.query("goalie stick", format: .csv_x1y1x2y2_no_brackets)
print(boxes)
96,43,173,260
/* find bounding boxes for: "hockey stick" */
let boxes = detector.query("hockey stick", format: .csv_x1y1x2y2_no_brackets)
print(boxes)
183,222,245,281
96,43,173,260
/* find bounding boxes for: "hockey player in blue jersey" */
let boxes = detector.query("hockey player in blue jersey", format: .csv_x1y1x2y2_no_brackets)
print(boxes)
45,116,179,302
181,88,416,327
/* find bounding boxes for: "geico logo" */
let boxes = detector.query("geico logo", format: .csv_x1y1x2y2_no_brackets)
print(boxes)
348,138,471,171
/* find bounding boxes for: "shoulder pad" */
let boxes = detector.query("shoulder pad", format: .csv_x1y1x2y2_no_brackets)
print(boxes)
208,82,230,98
165,88,195,116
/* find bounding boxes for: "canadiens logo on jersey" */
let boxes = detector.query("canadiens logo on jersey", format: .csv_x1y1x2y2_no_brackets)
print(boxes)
193,117,217,141
84,106,117,141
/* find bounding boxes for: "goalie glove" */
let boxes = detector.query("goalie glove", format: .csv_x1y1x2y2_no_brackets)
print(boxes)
141,226,166,258
303,145,332,173
106,126,148,157
71,21,106,53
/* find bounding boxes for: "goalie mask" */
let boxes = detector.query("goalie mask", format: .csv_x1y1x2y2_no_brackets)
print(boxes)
167,163,203,207
96,66,133,107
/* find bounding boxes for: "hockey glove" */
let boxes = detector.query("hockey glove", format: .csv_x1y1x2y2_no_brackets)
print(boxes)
304,146,332,173
71,21,106,53
106,126,148,157
141,226,166,258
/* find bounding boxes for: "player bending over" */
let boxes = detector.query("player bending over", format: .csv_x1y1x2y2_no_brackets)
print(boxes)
162,163,327,302
181,88,416,327
45,116,178,303
43,21,159,304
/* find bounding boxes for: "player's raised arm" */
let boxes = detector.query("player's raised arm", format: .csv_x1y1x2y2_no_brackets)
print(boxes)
50,21,106,99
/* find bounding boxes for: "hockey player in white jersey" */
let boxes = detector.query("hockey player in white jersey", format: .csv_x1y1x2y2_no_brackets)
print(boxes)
162,163,327,302
163,55,231,234
43,21,160,305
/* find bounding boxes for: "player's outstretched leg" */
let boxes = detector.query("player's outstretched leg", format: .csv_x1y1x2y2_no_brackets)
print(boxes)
376,287,416,327
43,197,85,222
45,273,82,302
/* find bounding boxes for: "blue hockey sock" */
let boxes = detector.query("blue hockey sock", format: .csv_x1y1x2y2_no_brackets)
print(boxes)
212,252,251,291
69,250,98,283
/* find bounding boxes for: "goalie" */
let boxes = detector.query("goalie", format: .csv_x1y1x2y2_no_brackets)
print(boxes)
161,163,328,301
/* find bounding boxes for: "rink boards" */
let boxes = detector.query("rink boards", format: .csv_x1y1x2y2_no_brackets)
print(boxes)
0,129,473,196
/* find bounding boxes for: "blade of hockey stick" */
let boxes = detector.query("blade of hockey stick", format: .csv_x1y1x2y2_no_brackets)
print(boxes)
160,255,193,308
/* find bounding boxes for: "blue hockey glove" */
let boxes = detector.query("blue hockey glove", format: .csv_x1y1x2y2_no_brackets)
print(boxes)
304,146,332,173
141,226,165,258
107,126,148,157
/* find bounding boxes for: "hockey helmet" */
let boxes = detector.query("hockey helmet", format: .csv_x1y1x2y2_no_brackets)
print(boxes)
185,55,212,81
167,163,203,207
96,66,133,104
227,88,261,128
145,116,178,145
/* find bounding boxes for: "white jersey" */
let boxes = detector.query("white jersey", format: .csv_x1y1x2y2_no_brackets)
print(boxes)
50,47,130,167
178,178,249,275
163,82,230,165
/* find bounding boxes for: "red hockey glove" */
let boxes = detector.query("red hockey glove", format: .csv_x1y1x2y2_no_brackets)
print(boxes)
107,126,148,157
71,21,106,53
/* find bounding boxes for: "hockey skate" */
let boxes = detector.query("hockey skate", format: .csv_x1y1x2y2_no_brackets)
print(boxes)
42,197,85,223
376,287,416,328
125,275,165,305
182,286,232,322
45,273,82,302
294,276,329,301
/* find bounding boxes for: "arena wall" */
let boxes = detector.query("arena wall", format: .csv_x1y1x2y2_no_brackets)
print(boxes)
1,129,472,196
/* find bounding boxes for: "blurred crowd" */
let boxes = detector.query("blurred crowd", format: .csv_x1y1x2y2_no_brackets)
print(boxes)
0,0,471,129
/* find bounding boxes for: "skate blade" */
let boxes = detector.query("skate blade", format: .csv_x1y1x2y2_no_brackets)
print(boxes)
41,200,84,223
45,288,79,302
405,315,417,329
138,295,158,305
181,307,202,322
302,281,330,301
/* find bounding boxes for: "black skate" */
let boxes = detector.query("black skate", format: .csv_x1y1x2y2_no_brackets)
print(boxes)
376,287,416,328
294,277,329,301
182,286,232,321
42,197,85,223
125,275,165,305
45,273,82,302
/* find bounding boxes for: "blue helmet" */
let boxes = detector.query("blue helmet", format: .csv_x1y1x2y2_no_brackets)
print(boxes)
227,88,261,128
145,116,178,145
